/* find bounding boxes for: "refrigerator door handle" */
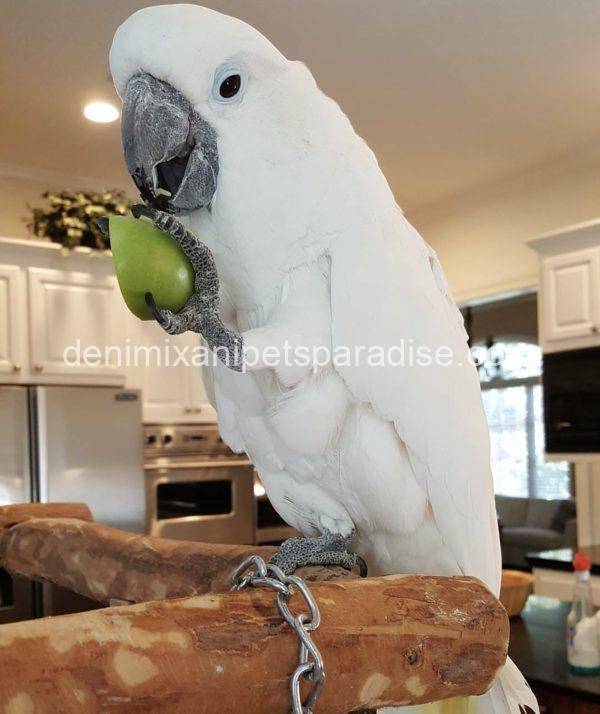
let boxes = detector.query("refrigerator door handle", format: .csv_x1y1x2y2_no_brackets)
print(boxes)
28,386,48,503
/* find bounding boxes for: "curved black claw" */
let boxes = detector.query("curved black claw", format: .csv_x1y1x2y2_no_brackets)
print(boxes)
145,292,167,327
95,217,109,237
131,203,155,221
356,555,368,578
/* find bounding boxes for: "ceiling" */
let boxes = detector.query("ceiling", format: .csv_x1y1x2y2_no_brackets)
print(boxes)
2,0,600,213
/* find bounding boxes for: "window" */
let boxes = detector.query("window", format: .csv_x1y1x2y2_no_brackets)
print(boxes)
472,339,571,500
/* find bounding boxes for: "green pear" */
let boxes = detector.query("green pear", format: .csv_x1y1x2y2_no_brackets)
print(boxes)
109,215,195,320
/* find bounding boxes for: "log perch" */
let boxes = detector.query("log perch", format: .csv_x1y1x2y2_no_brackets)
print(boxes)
0,503,93,529
0,509,509,709
0,573,508,712
0,517,275,603
0,517,353,604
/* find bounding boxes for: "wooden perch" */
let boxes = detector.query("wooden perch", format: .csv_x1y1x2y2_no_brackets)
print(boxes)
0,572,508,712
0,503,93,529
0,510,509,709
0,517,357,604
0,517,276,603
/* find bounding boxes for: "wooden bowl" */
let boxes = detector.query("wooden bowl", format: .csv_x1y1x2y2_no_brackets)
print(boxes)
500,569,534,618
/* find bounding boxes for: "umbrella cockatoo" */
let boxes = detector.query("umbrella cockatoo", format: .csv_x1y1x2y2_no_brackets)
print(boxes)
110,5,538,713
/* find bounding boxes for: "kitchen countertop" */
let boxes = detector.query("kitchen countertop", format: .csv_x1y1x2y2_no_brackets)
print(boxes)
526,545,600,575
508,595,600,702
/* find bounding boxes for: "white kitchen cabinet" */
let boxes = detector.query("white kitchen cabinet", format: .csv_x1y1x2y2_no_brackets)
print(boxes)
126,318,190,422
0,264,27,381
184,333,217,423
541,248,600,347
529,220,600,353
0,237,215,422
27,266,124,384
124,320,215,423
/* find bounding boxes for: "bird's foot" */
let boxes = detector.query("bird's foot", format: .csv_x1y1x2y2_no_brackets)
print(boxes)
269,530,367,577
129,205,243,369
131,203,220,296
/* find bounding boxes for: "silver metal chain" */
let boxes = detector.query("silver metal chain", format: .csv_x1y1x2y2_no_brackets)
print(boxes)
231,555,325,714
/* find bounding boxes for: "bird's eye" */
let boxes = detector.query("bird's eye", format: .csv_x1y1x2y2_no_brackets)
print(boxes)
212,63,246,104
219,74,241,99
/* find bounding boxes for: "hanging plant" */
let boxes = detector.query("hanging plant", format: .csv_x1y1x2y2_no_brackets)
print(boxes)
25,189,131,251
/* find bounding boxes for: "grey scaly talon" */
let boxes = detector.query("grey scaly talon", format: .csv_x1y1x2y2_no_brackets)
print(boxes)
131,204,244,369
269,530,367,576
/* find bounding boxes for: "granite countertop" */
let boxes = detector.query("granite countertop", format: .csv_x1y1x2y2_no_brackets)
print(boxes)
509,595,600,701
526,544,600,575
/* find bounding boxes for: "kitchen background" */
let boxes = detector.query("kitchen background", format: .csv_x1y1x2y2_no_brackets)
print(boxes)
2,2,600,709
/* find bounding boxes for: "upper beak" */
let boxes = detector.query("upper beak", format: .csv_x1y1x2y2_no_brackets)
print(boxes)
121,73,218,213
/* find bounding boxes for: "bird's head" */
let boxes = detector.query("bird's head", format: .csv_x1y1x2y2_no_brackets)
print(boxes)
110,4,327,218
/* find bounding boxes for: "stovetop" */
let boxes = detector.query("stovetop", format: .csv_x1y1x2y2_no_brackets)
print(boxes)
143,424,244,461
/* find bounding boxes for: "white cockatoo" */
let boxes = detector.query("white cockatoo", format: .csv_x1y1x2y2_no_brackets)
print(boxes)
110,5,538,713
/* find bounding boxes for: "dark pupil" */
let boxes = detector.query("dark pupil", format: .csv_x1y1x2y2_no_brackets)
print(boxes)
220,74,241,99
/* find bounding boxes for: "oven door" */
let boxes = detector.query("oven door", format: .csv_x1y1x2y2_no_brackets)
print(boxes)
146,460,255,544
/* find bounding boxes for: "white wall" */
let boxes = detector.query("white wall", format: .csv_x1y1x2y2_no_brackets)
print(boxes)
409,154,600,548
409,152,600,304
0,164,134,240
0,174,54,239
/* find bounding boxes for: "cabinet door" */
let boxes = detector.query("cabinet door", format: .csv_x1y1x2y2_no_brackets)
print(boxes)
541,248,600,348
129,319,192,422
27,267,125,383
184,333,217,423
0,265,27,381
125,325,217,423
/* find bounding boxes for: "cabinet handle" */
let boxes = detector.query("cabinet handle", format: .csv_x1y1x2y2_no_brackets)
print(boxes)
194,408,202,414
12,363,21,373
592,325,599,334
34,364,44,372
184,407,193,414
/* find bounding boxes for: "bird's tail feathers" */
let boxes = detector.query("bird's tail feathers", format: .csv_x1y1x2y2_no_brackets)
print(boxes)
487,657,539,714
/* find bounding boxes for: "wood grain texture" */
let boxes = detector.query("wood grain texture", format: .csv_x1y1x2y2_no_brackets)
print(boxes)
0,517,276,603
0,573,508,712
0,503,93,529
0,517,357,603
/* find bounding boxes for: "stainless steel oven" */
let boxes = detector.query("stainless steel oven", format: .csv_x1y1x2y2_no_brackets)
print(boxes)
253,474,301,545
144,424,255,544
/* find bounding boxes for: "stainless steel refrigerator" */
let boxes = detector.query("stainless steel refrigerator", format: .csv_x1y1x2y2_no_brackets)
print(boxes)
0,385,145,622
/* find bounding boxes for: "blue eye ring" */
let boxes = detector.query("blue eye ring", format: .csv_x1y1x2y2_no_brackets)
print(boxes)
212,63,246,104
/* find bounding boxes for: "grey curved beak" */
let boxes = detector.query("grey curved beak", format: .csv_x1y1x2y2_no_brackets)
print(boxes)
121,73,218,213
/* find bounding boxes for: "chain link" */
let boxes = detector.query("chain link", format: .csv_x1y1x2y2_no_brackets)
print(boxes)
231,555,325,713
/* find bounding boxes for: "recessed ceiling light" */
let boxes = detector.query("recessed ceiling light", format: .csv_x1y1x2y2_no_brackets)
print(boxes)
83,101,119,123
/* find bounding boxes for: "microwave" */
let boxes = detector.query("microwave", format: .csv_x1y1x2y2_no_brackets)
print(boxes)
543,346,600,454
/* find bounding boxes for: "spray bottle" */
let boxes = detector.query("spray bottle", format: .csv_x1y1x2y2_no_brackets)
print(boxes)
567,551,600,675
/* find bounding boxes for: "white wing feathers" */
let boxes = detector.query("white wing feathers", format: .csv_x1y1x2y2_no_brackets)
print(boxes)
330,211,539,714
329,210,501,593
